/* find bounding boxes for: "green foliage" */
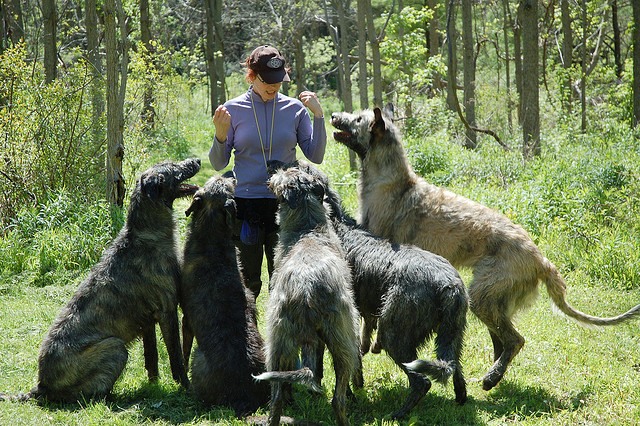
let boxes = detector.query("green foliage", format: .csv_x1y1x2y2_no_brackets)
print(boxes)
0,190,123,284
380,6,444,110
0,44,105,229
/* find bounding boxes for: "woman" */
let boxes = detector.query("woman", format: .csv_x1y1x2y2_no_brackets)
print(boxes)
209,45,327,298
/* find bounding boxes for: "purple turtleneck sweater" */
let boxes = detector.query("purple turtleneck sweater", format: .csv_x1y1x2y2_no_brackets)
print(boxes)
209,88,327,198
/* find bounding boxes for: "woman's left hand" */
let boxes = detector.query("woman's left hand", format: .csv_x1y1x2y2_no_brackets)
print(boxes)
299,91,323,118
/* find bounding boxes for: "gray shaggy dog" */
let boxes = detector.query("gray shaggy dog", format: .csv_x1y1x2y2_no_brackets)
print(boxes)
179,173,269,417
1,159,198,402
271,159,468,419
254,168,361,426
331,105,640,391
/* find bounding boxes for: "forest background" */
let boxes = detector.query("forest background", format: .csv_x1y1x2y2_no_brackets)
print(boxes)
1,0,640,424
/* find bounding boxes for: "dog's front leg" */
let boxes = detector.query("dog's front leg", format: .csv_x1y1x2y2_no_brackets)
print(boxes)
157,310,190,388
142,323,159,382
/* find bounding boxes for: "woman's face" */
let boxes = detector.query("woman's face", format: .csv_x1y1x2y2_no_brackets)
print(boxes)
252,73,282,102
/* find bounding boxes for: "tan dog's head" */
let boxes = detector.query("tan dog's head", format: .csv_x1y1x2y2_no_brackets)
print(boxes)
330,103,395,160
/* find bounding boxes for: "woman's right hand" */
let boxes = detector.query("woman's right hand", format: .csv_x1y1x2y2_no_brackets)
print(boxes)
213,105,231,142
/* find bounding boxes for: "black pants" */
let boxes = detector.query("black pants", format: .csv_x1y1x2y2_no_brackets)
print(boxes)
234,197,279,299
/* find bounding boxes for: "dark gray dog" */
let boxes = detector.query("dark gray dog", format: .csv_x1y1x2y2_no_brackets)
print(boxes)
254,168,361,426
273,159,468,419
179,174,269,417
1,159,198,403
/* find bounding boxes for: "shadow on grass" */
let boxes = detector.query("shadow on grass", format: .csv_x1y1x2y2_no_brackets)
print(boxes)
34,379,593,424
474,380,592,422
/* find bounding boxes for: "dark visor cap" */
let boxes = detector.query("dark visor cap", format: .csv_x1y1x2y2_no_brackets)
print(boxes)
249,45,291,84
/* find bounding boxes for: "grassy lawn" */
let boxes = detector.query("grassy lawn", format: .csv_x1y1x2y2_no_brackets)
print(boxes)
1,88,640,424
1,272,639,424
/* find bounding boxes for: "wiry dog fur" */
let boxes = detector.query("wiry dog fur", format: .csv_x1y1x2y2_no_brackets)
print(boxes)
331,105,640,391
1,159,198,402
179,174,269,417
254,168,361,426
272,159,468,418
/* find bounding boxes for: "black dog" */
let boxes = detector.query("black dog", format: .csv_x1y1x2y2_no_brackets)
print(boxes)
275,159,469,419
1,159,198,402
180,174,269,417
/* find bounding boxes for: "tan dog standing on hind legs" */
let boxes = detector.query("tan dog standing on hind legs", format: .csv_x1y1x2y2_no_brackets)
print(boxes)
1,159,198,402
331,105,640,391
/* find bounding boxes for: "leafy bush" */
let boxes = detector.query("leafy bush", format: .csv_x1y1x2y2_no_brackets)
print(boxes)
0,44,104,230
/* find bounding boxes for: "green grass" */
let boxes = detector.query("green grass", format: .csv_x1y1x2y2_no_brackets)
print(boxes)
2,86,640,424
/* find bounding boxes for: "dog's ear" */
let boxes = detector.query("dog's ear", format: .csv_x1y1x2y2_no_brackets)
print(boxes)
185,195,202,217
282,186,299,210
222,170,236,183
141,173,164,202
383,103,395,120
311,181,325,202
223,198,236,227
372,107,387,139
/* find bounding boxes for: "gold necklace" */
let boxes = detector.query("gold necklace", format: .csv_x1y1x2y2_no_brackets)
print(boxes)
250,90,276,170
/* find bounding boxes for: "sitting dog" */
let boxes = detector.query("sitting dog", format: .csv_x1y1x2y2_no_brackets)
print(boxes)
180,174,269,417
2,159,198,402
254,168,361,426
273,159,468,419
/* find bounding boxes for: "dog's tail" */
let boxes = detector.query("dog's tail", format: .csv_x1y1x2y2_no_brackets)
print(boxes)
403,359,454,384
542,258,640,327
252,367,323,393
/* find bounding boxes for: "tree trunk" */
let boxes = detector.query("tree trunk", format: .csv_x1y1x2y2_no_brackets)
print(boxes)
446,0,457,112
86,0,104,146
561,0,572,112
611,0,622,80
633,0,640,127
521,0,540,158
502,0,513,131
462,0,476,149
580,0,586,132
6,0,24,45
427,0,442,92
213,0,225,104
105,0,126,208
294,37,306,94
333,0,356,170
357,0,368,109
365,0,383,107
204,0,225,112
42,0,57,83
140,0,155,128
0,3,5,54
514,3,523,124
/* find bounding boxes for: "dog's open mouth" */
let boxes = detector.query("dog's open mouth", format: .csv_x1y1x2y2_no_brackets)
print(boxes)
332,130,353,143
179,183,199,197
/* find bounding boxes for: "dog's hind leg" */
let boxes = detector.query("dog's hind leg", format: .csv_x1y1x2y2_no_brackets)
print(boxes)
489,330,504,362
470,279,525,391
330,360,352,426
479,317,524,391
360,314,376,356
142,324,159,382
267,382,284,426
63,337,129,401
385,343,432,419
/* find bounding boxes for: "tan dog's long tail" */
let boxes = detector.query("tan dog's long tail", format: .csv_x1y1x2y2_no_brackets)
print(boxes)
542,258,640,327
